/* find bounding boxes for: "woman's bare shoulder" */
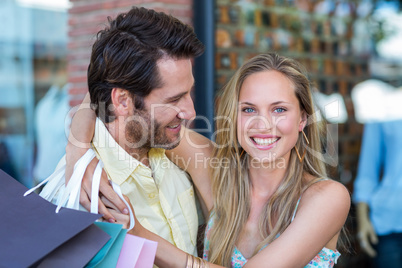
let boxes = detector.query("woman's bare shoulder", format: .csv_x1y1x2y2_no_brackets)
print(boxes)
302,175,351,212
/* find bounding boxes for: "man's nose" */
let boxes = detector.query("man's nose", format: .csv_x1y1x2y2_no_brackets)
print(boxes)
177,94,196,120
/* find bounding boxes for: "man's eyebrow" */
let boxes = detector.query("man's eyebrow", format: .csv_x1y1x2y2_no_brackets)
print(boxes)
165,92,186,102
165,83,195,102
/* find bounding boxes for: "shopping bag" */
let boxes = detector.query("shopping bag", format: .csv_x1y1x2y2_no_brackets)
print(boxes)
86,222,127,268
26,148,135,230
24,121,158,267
37,223,111,268
116,234,158,268
0,169,110,267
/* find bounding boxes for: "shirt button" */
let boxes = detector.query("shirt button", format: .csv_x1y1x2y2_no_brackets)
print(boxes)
148,193,156,199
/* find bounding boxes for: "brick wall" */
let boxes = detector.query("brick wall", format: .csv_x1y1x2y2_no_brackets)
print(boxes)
67,0,193,108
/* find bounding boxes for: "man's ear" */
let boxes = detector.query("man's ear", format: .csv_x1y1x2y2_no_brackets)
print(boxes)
111,88,132,116
299,111,307,132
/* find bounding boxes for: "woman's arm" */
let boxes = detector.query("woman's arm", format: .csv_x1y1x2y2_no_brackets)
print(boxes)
66,93,95,156
107,195,222,268
65,93,95,184
132,222,224,268
244,180,350,268
166,127,214,214
66,93,128,222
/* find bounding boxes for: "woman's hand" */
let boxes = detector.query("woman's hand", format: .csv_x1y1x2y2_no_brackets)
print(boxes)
101,194,144,235
101,195,135,229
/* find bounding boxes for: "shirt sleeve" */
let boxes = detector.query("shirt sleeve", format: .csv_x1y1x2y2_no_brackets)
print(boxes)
353,123,384,203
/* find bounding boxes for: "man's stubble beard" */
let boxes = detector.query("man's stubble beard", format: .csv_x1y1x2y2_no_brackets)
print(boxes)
125,109,181,152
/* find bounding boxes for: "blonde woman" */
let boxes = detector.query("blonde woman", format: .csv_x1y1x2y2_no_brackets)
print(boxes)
66,53,350,267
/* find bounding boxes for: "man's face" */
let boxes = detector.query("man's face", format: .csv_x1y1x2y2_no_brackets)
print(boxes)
125,58,196,150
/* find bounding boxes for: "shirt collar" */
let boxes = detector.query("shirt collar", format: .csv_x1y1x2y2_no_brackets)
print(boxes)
92,118,152,185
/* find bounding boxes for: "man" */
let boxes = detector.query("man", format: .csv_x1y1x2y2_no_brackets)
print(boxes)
65,6,211,257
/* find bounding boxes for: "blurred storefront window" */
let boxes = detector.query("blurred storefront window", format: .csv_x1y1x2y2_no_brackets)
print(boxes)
0,0,69,186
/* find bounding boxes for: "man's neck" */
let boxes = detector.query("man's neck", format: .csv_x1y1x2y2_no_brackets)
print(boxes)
124,146,150,167
105,120,150,167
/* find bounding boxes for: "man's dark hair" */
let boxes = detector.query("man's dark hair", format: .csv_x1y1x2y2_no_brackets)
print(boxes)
87,6,205,122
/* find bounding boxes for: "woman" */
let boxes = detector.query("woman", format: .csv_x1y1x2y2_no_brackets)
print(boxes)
198,53,349,267
69,53,350,267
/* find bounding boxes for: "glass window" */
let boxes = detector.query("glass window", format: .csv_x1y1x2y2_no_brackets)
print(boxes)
0,0,69,187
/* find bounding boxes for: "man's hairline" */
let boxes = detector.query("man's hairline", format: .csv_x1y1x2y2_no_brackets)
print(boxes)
152,53,194,91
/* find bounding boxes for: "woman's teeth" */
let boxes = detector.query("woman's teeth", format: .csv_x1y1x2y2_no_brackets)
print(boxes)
252,137,278,146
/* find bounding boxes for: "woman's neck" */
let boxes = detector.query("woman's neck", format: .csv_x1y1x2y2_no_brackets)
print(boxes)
248,157,288,199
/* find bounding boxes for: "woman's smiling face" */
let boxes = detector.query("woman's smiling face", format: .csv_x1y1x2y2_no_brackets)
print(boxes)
237,70,306,165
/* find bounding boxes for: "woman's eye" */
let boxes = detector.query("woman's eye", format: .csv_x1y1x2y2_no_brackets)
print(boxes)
243,107,255,113
274,107,286,113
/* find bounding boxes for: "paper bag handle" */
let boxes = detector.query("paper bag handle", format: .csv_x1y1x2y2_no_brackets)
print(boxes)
24,149,135,230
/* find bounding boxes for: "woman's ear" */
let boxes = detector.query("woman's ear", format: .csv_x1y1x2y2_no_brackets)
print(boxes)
299,111,307,132
111,88,132,116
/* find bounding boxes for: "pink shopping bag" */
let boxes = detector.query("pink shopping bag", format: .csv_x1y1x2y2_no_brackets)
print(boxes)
116,234,158,268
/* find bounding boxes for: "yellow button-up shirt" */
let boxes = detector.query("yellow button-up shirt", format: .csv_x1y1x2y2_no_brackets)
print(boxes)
92,119,199,256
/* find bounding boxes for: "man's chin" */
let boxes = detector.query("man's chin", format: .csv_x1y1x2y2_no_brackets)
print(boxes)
154,137,181,150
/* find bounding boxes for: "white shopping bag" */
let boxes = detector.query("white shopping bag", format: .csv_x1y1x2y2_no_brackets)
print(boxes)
25,149,135,230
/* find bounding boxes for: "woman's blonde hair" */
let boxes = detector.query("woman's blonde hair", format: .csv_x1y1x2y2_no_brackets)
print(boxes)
208,53,329,266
